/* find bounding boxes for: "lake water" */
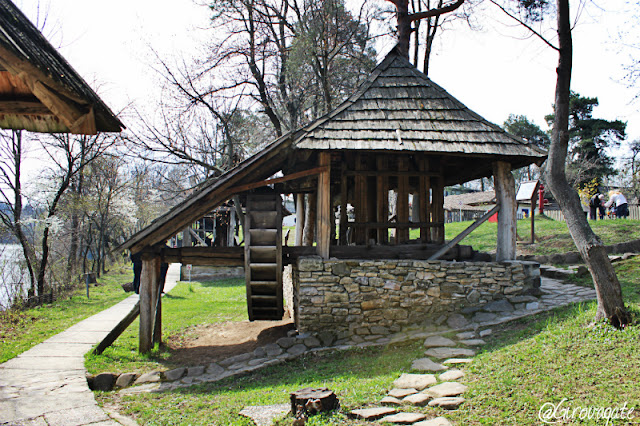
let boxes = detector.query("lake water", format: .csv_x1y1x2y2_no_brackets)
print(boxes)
0,244,29,309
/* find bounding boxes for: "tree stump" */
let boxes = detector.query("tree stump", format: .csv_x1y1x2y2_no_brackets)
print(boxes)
290,387,339,417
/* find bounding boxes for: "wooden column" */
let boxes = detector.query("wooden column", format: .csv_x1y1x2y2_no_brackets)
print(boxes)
303,193,316,246
376,156,389,244
419,157,431,243
354,154,366,244
139,254,159,353
432,176,445,244
339,168,348,245
493,161,517,261
397,156,410,243
295,193,305,246
317,152,331,259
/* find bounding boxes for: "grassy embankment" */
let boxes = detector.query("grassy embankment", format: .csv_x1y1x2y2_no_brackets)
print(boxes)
97,256,640,425
87,217,639,425
4,217,640,424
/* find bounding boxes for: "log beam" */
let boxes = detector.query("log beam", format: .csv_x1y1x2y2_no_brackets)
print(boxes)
139,255,160,353
316,152,331,259
493,161,517,261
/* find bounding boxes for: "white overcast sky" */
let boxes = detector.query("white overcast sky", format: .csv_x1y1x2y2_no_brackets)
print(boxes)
13,0,640,161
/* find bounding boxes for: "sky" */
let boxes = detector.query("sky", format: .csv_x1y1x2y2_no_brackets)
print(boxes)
13,0,640,165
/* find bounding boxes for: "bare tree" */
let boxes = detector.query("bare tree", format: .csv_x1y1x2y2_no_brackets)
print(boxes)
492,0,630,326
0,130,36,293
31,132,119,296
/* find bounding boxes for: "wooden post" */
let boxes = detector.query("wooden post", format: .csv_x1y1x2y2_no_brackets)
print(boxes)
376,156,389,244
295,193,305,246
431,176,445,244
493,161,517,261
339,169,348,245
419,157,430,243
139,254,159,353
317,152,331,259
397,156,409,243
303,193,316,246
354,154,366,244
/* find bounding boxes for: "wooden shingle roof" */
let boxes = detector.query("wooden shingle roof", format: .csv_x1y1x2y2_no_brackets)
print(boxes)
120,46,547,252
0,0,124,134
294,47,546,163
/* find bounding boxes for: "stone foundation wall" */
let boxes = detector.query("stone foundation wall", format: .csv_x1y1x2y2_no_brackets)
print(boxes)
292,257,540,342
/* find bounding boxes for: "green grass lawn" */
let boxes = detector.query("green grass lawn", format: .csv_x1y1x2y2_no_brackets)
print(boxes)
85,277,247,375
94,256,640,425
0,266,132,363
438,216,640,255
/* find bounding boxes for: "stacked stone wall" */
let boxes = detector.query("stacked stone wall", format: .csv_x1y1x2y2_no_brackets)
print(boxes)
292,257,540,342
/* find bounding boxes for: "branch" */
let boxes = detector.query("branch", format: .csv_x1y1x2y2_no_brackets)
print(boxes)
488,0,559,51
410,0,465,22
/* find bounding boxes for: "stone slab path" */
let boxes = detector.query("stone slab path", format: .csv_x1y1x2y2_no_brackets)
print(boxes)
0,264,180,426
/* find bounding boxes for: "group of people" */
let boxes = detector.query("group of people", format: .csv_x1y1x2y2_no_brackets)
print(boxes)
589,190,629,220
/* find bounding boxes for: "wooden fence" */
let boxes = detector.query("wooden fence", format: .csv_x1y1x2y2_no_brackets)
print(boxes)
545,205,640,221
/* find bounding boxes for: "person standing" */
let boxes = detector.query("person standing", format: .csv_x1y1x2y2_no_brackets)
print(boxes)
589,192,603,220
605,191,629,219
598,194,606,220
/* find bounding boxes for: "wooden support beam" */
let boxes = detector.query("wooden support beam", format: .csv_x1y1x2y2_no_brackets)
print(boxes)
419,157,430,243
0,99,52,115
20,73,96,134
429,205,500,261
93,302,139,355
317,152,331,259
339,170,348,245
354,154,366,244
493,161,517,261
222,166,328,199
376,156,389,244
303,192,316,246
431,176,445,244
295,193,305,246
139,255,159,353
397,157,410,243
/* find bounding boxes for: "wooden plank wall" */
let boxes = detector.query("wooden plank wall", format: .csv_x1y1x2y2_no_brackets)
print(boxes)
335,152,444,246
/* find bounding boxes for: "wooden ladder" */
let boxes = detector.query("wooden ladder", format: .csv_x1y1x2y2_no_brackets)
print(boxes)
244,191,284,321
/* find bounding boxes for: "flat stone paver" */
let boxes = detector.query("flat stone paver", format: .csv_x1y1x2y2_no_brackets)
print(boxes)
423,336,456,348
403,393,431,406
438,369,464,381
424,347,476,359
0,264,180,426
428,397,465,409
350,407,397,420
423,382,468,398
414,417,453,426
411,358,447,372
238,403,290,426
389,388,418,398
380,412,427,424
393,374,437,390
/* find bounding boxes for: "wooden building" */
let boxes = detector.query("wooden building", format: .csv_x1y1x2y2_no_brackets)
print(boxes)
120,47,547,352
0,0,124,134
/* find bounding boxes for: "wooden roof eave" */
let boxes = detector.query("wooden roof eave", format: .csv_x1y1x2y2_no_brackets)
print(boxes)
0,2,124,134
119,133,295,254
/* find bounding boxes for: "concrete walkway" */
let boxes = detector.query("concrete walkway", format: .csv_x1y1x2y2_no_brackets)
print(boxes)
0,264,181,426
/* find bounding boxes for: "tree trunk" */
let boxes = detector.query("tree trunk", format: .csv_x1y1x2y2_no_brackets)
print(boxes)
545,0,629,327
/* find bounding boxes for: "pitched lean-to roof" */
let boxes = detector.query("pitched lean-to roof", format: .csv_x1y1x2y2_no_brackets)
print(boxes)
0,0,124,134
444,191,496,212
120,46,547,252
293,47,547,163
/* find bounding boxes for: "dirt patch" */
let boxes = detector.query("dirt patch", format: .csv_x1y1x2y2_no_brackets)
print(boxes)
166,316,294,366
